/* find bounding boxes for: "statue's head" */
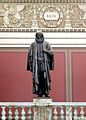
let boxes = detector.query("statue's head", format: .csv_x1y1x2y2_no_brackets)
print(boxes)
35,32,44,43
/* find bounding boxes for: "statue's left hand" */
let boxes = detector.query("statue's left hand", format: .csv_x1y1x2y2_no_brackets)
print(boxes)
43,49,48,53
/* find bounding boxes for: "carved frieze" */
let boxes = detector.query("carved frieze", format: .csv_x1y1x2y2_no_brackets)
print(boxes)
0,2,85,31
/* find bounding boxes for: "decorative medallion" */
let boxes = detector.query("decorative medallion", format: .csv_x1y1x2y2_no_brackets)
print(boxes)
40,5,63,28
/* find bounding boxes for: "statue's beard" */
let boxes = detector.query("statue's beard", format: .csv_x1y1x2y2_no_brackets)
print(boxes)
35,37,44,43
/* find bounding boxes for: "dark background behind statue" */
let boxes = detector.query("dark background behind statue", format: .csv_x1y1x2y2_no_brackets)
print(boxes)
27,32,54,98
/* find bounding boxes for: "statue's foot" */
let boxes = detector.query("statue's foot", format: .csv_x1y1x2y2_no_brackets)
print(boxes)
37,94,42,97
37,93,42,97
45,94,50,98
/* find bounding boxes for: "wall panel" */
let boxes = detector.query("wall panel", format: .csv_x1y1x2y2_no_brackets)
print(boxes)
0,50,66,102
72,51,86,102
51,51,66,101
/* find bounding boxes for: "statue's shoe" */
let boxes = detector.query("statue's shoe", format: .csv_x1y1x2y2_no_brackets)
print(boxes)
45,94,50,98
37,95,42,97
37,93,42,97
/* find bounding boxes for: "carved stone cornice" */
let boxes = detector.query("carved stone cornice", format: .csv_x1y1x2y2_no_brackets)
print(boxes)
0,2,86,32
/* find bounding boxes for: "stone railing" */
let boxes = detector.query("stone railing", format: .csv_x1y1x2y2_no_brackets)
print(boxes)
0,101,86,120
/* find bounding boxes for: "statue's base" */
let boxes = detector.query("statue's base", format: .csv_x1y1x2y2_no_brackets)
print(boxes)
33,98,52,120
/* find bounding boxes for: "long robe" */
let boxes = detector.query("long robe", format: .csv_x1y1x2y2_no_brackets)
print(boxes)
27,40,54,95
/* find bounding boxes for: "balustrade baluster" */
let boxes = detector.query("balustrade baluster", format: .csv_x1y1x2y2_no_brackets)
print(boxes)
80,107,85,120
1,106,6,120
74,107,78,120
53,106,58,120
46,106,52,120
14,107,19,120
27,106,32,120
8,107,13,120
21,107,26,120
60,106,65,120
66,106,72,120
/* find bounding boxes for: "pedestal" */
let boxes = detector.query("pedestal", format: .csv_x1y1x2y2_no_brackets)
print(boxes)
33,98,52,120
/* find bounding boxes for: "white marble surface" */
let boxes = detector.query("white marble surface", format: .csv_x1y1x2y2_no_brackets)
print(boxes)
33,98,52,106
33,98,52,120
0,32,86,47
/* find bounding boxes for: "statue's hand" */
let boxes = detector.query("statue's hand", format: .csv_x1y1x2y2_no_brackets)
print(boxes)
43,49,48,53
43,49,53,56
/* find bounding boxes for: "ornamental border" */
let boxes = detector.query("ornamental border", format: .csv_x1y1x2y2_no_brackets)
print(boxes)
0,28,86,32
0,0,86,3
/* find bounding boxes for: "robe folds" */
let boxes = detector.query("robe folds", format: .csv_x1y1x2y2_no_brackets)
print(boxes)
27,40,54,95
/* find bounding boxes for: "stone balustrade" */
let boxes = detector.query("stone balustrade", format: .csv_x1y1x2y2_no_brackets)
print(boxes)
0,101,86,119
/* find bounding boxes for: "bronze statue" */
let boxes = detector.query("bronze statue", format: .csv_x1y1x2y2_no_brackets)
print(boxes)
27,32,54,97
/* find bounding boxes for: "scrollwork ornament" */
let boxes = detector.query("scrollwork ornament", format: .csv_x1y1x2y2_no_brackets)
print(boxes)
78,4,86,27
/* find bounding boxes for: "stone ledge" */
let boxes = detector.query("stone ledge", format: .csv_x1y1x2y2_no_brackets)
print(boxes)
33,98,52,106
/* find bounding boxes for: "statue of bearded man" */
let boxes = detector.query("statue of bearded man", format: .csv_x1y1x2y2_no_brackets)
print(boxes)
27,32,54,97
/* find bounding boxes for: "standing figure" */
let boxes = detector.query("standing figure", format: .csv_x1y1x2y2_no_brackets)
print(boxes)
27,32,54,97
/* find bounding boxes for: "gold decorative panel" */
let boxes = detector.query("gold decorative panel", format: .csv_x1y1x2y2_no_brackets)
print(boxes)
0,0,86,32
